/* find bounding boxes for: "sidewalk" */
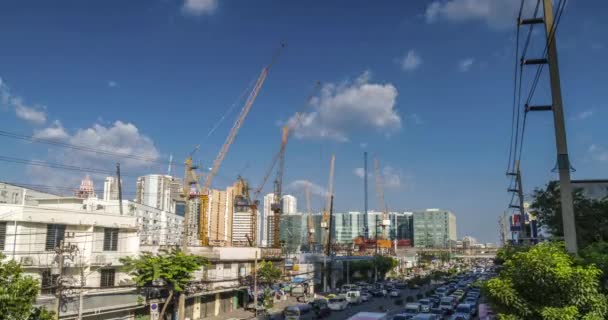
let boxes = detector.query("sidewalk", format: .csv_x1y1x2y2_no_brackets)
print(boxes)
202,296,300,320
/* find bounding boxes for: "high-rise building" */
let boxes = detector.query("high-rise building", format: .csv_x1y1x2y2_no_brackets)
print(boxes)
279,213,304,253
413,209,457,248
333,212,362,243
261,193,275,246
208,189,230,246
103,176,119,201
135,174,182,213
282,194,297,215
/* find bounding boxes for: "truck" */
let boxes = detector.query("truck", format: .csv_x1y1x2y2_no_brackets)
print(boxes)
346,312,388,320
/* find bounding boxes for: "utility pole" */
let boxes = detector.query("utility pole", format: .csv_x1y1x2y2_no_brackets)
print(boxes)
508,160,528,243
253,250,258,312
54,240,65,319
542,0,578,253
363,152,369,239
116,163,123,215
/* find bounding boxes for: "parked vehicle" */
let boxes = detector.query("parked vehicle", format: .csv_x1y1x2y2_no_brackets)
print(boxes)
361,292,372,302
452,304,475,319
390,289,401,297
328,297,349,311
346,312,388,320
411,314,440,320
309,299,331,318
342,284,358,293
402,303,422,319
284,304,315,320
463,297,478,310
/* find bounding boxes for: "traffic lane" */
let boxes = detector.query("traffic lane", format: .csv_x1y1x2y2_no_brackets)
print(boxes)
325,287,431,320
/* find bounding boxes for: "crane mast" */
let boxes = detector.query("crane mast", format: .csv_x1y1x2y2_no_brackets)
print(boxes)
374,159,390,238
198,44,284,246
306,181,314,249
322,155,335,252
270,126,289,248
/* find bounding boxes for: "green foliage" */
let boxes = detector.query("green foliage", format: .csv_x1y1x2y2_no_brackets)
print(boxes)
0,253,55,320
257,261,282,285
27,307,54,320
579,241,608,292
483,242,608,320
531,181,608,248
120,248,207,293
263,288,274,309
373,255,399,278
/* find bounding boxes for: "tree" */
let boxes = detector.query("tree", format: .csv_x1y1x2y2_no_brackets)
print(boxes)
120,248,207,320
483,242,608,320
531,181,608,248
374,255,399,279
0,253,55,320
257,260,282,285
579,241,608,292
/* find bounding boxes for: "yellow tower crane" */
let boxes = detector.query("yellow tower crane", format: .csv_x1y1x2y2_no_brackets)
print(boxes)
374,158,391,249
322,154,335,253
191,44,284,246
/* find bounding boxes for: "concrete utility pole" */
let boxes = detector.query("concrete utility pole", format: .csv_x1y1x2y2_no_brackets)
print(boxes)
253,250,258,312
363,152,369,239
543,0,578,253
116,163,123,215
54,240,65,318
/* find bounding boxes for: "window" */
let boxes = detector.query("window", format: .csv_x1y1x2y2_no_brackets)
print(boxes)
46,224,66,251
100,269,116,288
0,222,6,250
41,270,59,295
103,228,119,251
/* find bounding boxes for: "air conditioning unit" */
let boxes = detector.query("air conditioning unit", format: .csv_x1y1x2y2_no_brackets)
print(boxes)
20,256,34,266
95,255,106,264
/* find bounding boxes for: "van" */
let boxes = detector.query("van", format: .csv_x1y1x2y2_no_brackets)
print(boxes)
346,290,362,304
284,304,314,320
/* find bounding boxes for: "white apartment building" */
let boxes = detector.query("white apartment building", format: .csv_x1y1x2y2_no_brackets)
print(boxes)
135,174,182,213
0,197,140,320
260,193,275,247
103,177,119,201
281,194,297,215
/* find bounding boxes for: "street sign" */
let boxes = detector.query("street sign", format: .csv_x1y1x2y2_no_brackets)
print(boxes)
150,303,159,320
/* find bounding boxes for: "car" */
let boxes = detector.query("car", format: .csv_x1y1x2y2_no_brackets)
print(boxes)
361,292,372,302
452,304,475,319
284,304,315,320
328,297,348,311
346,291,362,304
435,287,448,297
411,314,440,320
417,299,433,313
370,289,384,297
401,303,421,318
347,312,388,320
390,289,401,297
464,297,477,309
309,299,331,318
439,296,457,314
428,294,441,306
395,282,408,289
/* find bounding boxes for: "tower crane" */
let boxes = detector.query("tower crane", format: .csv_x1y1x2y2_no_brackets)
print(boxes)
322,155,335,253
306,181,314,249
195,44,284,246
374,159,391,249
270,126,289,248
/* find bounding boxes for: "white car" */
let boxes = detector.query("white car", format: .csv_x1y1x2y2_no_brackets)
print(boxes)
389,290,401,297
328,297,349,311
361,292,372,302
346,291,362,304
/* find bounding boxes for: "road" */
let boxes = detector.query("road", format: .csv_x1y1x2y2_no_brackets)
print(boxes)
324,285,433,320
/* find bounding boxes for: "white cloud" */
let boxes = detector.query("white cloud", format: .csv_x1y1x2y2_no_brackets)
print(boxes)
182,0,218,16
359,142,368,149
286,180,327,197
287,71,401,142
14,100,47,124
589,144,608,162
28,121,160,188
0,77,47,124
107,81,118,88
459,58,475,72
354,165,402,189
574,110,593,120
33,120,69,140
400,50,422,71
425,0,537,29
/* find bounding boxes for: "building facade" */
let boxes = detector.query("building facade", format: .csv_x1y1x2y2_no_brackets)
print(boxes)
571,179,608,200
413,209,457,248
103,176,119,201
135,174,182,213
281,195,297,215
278,213,304,253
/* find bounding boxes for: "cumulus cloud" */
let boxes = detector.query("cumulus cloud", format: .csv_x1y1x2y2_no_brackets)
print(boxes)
182,0,218,16
286,180,328,197
425,0,537,29
400,50,422,71
28,120,160,189
354,165,403,189
287,71,401,142
589,144,608,162
107,81,118,88
0,77,47,124
459,58,475,72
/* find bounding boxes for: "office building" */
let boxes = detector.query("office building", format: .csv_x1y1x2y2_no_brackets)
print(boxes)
413,209,457,248
135,174,182,213
282,194,297,215
279,213,304,253
103,176,119,201
260,193,275,246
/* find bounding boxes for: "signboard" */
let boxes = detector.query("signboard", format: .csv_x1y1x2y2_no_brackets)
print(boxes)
150,303,159,320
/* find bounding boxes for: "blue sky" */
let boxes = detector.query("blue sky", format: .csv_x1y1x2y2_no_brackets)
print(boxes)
1,0,607,242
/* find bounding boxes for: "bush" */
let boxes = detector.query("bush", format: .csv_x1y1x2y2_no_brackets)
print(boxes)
405,296,414,302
